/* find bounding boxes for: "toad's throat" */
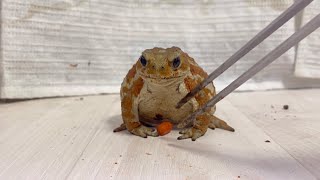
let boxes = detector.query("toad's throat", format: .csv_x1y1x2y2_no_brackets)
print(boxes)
138,78,194,126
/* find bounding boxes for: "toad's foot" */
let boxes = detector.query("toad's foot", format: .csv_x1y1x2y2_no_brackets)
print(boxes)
177,115,234,141
113,123,127,132
208,115,235,132
177,127,207,141
130,125,159,138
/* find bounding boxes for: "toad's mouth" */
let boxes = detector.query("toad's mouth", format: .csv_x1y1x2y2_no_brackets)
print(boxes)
143,75,179,80
139,73,186,80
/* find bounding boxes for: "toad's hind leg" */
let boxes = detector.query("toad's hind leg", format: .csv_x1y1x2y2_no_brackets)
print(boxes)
113,123,127,132
208,115,235,132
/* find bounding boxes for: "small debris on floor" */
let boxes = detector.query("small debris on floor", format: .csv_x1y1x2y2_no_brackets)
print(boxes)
238,176,241,178
265,140,271,143
82,159,84,161
75,97,84,101
146,153,152,155
283,105,289,110
271,105,274,109
119,155,122,157
69,64,78,68
114,162,118,164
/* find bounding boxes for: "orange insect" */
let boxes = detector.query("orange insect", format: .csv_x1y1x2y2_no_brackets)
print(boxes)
157,121,173,136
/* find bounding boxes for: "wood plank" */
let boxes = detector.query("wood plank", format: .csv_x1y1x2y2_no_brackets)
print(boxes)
0,91,317,179
0,98,74,142
229,89,320,178
67,97,316,180
0,95,118,179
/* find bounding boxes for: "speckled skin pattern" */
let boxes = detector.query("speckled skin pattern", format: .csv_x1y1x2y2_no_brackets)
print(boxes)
114,47,234,141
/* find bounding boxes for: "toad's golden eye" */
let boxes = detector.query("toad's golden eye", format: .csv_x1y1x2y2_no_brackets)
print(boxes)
172,57,180,69
140,55,147,66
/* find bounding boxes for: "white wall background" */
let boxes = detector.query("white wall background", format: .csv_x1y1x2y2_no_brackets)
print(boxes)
0,0,319,99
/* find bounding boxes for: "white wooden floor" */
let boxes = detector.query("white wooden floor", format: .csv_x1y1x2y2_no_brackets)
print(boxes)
0,89,319,180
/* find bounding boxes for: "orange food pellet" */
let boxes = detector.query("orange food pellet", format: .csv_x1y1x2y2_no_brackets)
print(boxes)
157,121,173,136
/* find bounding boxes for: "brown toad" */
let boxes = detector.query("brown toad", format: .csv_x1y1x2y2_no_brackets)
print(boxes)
114,47,234,141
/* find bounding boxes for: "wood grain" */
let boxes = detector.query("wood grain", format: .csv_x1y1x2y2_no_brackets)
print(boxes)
230,89,320,178
0,90,319,179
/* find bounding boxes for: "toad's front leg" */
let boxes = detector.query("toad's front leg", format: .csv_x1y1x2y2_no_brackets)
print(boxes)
178,74,234,140
114,93,158,138
114,77,158,138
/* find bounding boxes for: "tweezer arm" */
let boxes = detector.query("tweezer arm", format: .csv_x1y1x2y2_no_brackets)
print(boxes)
177,14,320,128
176,0,313,109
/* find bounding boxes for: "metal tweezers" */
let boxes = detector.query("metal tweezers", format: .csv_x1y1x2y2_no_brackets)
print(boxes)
176,0,320,128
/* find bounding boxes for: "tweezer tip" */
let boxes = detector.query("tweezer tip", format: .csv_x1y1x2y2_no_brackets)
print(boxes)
176,102,183,109
176,98,187,108
176,94,192,108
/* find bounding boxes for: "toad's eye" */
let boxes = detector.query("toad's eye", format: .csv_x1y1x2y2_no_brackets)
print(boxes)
140,55,147,66
172,57,180,69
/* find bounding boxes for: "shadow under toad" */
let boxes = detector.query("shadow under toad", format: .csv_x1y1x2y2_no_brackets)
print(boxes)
166,140,313,177
106,114,315,176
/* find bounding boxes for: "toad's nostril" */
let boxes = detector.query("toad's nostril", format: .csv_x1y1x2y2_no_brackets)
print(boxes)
161,66,164,69
152,65,155,69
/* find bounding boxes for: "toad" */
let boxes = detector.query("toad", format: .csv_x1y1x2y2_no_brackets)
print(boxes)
114,47,234,141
